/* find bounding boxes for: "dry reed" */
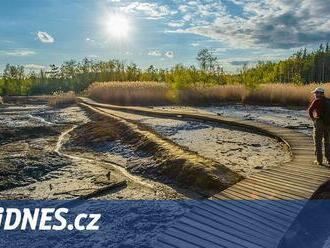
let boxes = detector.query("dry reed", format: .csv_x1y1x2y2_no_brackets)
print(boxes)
87,81,330,106
87,81,172,106
48,91,77,108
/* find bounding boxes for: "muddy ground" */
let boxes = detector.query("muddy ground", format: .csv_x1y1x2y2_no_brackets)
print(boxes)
0,102,294,200
155,104,311,135
96,108,290,177
0,104,190,200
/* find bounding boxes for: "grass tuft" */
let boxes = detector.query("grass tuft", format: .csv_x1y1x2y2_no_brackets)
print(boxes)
48,91,77,108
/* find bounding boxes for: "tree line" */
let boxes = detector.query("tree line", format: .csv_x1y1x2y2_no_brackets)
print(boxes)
239,43,330,88
0,44,329,95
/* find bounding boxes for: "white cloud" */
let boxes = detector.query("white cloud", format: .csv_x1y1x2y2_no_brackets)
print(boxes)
37,31,55,43
24,64,45,70
148,50,162,56
2,49,36,56
120,2,171,19
182,14,193,21
187,1,198,6
164,28,189,35
168,21,185,28
147,50,174,58
164,51,174,58
85,37,96,43
87,54,99,58
178,5,189,13
191,42,199,47
167,0,330,49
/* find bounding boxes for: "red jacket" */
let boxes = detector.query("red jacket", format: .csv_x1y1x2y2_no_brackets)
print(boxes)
308,97,325,119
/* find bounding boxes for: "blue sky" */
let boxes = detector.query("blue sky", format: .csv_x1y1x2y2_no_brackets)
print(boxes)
0,0,329,72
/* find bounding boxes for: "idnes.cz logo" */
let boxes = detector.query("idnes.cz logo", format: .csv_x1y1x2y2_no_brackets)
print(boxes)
0,207,101,231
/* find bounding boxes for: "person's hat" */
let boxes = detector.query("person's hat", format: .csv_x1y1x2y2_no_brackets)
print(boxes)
312,87,325,93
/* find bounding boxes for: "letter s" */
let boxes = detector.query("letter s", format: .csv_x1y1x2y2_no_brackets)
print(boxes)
52,208,68,231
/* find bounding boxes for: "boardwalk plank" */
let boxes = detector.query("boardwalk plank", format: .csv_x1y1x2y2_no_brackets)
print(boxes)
246,177,314,195
227,182,301,203
234,180,306,201
264,168,327,181
158,233,203,248
176,218,267,248
223,187,300,214
202,201,283,237
217,191,296,220
232,178,309,198
163,227,228,248
186,209,278,244
251,174,316,191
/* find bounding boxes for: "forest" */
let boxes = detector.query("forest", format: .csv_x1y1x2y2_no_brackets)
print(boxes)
0,43,329,96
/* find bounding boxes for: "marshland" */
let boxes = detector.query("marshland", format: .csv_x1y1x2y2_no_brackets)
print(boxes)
1,45,329,200
1,35,330,248
2,0,330,246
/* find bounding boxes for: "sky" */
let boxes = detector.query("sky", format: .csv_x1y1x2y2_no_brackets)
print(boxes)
0,0,329,72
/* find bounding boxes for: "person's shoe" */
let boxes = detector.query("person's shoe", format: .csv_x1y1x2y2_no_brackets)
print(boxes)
314,160,323,166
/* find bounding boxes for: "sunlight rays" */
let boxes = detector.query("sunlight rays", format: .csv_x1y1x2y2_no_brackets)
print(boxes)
106,13,130,39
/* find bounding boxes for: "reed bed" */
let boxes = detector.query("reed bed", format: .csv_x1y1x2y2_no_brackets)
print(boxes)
176,84,249,105
87,81,172,106
87,81,330,106
48,91,77,108
245,83,330,105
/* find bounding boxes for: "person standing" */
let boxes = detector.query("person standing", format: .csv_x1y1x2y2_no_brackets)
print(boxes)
308,87,330,166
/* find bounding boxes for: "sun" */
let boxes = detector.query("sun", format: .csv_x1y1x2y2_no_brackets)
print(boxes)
106,14,130,39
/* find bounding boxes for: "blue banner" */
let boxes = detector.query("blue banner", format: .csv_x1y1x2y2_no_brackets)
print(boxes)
0,200,329,248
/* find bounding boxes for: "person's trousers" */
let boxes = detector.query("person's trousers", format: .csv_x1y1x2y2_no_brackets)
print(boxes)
313,119,330,164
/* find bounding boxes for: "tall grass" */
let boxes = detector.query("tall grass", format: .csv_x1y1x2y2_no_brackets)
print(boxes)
87,81,330,106
177,84,249,105
0,96,3,105
246,83,330,106
87,81,172,106
48,91,77,108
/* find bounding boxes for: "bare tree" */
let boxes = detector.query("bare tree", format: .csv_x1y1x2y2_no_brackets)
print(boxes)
196,48,219,72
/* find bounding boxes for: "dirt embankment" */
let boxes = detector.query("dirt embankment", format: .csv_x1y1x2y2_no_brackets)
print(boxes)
70,104,243,196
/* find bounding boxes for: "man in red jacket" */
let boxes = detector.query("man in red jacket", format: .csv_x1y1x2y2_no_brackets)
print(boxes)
308,87,329,165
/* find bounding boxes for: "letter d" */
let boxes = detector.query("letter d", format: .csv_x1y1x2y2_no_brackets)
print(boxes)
4,209,22,230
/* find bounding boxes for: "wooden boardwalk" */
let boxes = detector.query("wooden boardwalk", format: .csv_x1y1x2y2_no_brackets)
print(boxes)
79,98,330,248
